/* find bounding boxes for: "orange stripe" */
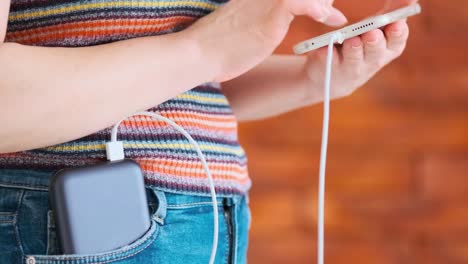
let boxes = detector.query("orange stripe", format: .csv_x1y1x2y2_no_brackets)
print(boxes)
10,16,192,37
121,120,236,132
141,165,249,181
139,162,250,183
7,17,195,44
137,112,237,123
138,158,247,174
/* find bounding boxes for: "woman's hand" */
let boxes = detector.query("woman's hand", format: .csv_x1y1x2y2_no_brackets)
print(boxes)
221,0,419,122
185,0,347,82
302,0,418,101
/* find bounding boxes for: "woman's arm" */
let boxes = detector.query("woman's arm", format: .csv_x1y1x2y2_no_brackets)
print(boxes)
0,5,216,154
222,55,312,122
0,36,212,154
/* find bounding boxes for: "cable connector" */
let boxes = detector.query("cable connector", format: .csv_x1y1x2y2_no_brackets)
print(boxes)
105,141,125,161
331,32,345,45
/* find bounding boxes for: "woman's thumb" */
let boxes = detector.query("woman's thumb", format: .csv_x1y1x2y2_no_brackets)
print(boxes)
290,0,347,27
319,7,347,27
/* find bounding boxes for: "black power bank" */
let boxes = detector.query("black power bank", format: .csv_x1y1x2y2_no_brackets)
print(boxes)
49,159,151,254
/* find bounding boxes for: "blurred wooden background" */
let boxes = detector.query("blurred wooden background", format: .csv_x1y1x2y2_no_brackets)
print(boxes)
241,1,468,263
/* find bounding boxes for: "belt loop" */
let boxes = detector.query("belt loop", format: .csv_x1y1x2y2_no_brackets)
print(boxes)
149,188,167,225
228,195,241,206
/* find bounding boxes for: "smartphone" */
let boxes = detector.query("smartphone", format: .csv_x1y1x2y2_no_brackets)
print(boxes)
49,159,151,254
293,3,421,55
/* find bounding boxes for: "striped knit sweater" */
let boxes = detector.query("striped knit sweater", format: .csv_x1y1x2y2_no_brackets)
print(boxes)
1,0,251,196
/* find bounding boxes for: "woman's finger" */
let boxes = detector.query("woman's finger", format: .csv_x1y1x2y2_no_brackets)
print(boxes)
341,36,364,66
322,7,348,27
384,20,409,54
361,29,387,65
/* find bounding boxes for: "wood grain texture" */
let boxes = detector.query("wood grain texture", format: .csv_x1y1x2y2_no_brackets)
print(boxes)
241,1,468,263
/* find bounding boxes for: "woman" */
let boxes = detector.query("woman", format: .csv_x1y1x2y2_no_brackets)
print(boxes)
0,0,415,263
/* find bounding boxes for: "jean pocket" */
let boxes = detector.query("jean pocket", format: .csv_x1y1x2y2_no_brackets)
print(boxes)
24,218,160,264
24,188,167,264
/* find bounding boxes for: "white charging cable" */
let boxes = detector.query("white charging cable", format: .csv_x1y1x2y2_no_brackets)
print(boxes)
103,31,343,264
318,32,344,264
105,111,219,264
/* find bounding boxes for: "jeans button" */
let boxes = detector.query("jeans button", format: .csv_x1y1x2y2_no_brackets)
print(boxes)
26,256,36,264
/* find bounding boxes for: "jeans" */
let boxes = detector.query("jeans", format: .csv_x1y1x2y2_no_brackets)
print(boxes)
0,169,251,264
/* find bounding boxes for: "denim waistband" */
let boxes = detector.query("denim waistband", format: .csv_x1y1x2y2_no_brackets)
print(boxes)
0,169,244,206
0,169,50,191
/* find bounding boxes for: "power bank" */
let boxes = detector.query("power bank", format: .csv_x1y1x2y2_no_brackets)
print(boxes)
293,3,422,54
49,159,151,254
